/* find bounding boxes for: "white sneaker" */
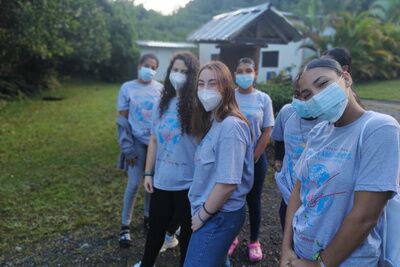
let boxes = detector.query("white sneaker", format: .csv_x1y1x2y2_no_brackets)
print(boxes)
175,226,181,236
159,233,179,253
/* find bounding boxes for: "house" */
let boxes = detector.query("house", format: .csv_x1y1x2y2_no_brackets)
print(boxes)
187,4,305,82
136,40,197,81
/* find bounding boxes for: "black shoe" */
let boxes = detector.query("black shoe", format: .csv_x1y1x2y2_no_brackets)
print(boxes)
119,226,131,247
143,217,150,230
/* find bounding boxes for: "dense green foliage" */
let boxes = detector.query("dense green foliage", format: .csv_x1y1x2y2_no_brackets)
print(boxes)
1,0,399,99
0,0,139,99
258,82,293,114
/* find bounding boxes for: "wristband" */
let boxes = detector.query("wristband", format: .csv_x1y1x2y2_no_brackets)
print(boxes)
202,202,217,216
312,250,326,267
197,211,206,223
143,171,154,177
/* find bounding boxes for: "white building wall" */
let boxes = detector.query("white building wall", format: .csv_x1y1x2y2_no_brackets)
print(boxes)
198,41,306,83
257,41,304,83
198,43,220,66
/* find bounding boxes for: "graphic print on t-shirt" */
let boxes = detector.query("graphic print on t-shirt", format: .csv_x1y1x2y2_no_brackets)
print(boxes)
133,99,154,122
157,116,181,145
296,145,352,245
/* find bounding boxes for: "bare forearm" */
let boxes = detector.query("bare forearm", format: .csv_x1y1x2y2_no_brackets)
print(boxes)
321,191,391,266
254,127,272,159
199,183,236,220
144,135,157,173
321,213,378,266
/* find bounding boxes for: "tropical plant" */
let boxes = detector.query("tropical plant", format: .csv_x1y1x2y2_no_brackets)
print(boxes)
332,11,400,80
369,0,400,24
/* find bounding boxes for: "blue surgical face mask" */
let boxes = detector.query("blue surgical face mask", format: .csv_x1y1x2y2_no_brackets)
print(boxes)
291,98,312,118
305,80,348,123
235,74,254,90
139,66,156,82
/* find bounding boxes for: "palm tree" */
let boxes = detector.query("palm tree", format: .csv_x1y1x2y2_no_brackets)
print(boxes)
369,0,400,24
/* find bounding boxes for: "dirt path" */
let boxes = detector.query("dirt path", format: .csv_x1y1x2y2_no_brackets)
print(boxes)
362,99,400,122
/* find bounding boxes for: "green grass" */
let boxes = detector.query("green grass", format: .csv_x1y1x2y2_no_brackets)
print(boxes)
356,79,400,101
0,81,142,255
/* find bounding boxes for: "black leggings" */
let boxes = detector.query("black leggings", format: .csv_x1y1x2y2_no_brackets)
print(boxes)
141,188,192,267
246,153,268,242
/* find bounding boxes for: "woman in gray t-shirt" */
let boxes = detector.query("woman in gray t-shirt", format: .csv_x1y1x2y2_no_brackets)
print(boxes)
280,58,399,267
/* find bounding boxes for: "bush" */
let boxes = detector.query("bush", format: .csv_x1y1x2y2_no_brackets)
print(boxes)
257,82,293,115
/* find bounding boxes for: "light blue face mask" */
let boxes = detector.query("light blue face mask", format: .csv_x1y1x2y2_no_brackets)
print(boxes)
235,74,254,90
305,80,348,123
139,66,156,82
291,98,312,118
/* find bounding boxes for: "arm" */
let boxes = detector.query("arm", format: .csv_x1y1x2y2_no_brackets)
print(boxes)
191,183,237,231
254,127,272,162
274,140,285,172
280,180,302,266
119,110,128,118
317,191,391,267
143,134,157,193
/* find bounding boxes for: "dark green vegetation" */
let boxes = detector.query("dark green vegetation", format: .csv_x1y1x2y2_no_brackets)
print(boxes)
2,0,399,100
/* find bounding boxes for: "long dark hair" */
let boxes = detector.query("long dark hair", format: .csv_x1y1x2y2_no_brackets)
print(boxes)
322,47,351,73
159,51,199,134
191,61,249,139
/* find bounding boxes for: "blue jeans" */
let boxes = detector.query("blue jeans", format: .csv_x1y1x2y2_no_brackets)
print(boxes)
184,206,246,267
121,142,150,226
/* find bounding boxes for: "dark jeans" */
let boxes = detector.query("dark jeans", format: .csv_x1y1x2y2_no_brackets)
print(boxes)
279,198,287,232
141,188,192,267
246,153,268,242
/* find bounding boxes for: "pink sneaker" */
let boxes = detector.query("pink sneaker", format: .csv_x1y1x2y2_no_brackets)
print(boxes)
248,241,263,262
228,237,239,256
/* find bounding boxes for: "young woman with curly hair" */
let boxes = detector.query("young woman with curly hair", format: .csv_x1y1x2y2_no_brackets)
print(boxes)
134,51,200,267
184,61,254,267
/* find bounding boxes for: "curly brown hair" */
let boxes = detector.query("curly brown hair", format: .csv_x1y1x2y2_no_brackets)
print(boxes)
159,51,199,134
191,61,249,139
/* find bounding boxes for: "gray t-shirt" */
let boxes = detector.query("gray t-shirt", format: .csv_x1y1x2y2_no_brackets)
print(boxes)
271,104,322,203
188,116,254,215
151,97,197,191
293,111,400,265
235,89,275,145
117,80,163,145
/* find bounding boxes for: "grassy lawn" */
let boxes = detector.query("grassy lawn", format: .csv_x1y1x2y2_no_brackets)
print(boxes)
356,79,400,101
0,81,144,256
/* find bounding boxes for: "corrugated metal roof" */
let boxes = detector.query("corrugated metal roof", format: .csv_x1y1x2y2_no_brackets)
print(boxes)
136,40,197,48
187,3,302,45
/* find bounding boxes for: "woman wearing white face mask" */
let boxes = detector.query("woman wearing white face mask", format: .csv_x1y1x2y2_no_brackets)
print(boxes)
227,57,275,261
133,52,199,267
184,61,254,267
280,58,400,267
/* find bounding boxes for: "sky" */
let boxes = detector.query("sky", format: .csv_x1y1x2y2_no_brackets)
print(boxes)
134,0,192,15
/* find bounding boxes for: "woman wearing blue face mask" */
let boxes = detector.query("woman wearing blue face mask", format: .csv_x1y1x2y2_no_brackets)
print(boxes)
133,52,199,267
280,58,400,267
184,61,254,267
227,57,274,261
117,53,162,247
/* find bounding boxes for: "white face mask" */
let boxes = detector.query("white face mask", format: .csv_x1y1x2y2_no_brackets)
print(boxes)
197,88,222,112
169,72,187,91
